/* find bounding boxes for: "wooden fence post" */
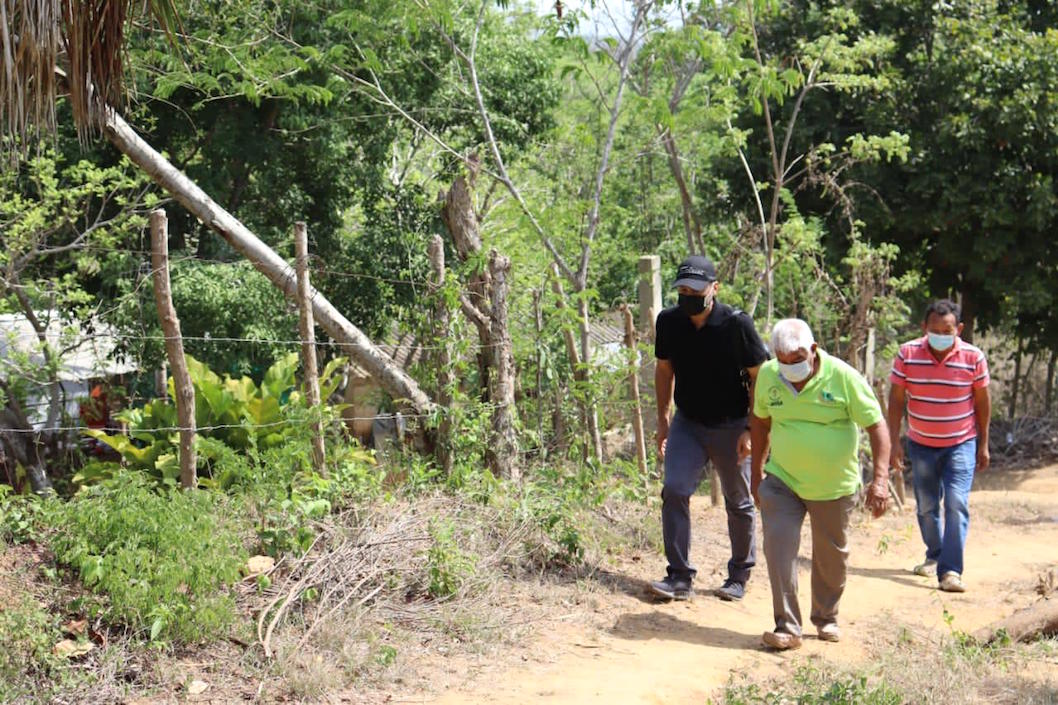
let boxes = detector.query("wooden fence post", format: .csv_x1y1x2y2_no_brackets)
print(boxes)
637,255,662,337
622,305,649,487
294,222,325,474
638,256,662,459
428,234,454,476
150,209,196,489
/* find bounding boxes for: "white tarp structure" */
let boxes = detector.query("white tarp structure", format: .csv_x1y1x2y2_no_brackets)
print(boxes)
0,312,137,429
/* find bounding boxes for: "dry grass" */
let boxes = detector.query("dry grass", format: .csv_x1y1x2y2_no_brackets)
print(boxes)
251,490,656,702
716,632,1058,705
876,631,1058,705
0,484,659,703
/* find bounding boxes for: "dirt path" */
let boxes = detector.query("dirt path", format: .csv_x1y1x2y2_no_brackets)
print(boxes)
429,464,1058,704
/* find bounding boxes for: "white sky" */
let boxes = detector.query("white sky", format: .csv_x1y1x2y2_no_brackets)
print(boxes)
529,0,685,38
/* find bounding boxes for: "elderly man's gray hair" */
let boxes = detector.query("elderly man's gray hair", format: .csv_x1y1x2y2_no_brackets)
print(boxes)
771,318,815,355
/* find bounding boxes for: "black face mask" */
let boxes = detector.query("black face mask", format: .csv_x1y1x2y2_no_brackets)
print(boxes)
678,293,709,316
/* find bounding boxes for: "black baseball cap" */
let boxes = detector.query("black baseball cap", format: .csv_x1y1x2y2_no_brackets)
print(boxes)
673,255,717,291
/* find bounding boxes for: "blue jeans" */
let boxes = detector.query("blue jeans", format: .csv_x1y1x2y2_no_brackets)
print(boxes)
908,438,976,578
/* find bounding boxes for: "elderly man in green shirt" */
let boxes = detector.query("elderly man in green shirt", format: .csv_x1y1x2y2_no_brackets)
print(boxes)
750,319,891,650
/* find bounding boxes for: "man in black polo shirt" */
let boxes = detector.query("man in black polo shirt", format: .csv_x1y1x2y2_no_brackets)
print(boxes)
651,255,769,601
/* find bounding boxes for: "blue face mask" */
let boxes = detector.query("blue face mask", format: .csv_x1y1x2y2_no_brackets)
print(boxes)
927,333,956,351
778,358,813,383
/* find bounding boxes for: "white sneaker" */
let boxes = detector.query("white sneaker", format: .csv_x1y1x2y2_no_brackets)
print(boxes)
817,623,841,642
913,559,937,577
939,571,966,593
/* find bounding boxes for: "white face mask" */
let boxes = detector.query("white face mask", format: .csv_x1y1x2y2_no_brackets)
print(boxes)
779,357,813,383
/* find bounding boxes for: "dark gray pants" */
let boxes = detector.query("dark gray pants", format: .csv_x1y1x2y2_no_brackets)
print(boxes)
662,412,756,583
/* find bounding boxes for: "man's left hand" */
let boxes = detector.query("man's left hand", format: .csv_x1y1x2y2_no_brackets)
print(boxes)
737,430,752,462
865,479,889,518
976,445,990,472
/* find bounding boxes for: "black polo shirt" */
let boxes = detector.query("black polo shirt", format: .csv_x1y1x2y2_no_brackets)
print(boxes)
655,301,769,426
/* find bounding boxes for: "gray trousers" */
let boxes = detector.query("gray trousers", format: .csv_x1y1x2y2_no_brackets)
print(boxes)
758,473,855,636
662,412,756,583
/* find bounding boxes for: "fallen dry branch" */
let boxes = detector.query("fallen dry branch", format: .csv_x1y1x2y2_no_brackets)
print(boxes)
254,496,535,660
990,416,1058,469
973,597,1058,645
257,505,430,658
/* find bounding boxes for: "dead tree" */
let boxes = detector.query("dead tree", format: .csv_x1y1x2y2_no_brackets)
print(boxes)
440,171,491,396
486,250,519,481
439,172,519,479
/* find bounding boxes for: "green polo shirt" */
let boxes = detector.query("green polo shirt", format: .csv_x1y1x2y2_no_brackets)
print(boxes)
753,349,883,501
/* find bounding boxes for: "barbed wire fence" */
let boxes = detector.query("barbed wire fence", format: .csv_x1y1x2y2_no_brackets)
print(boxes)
1,246,659,481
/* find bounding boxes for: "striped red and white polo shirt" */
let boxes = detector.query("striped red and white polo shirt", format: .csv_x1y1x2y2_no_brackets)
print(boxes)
889,336,989,448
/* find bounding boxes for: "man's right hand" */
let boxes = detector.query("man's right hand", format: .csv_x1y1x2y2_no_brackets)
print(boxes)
890,442,905,475
656,415,670,460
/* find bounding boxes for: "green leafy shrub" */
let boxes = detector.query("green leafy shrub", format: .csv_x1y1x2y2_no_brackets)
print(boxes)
81,353,347,485
425,519,477,599
231,436,380,557
0,484,45,543
47,473,248,644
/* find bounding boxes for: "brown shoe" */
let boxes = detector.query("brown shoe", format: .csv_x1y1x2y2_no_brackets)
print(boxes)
817,623,841,642
762,630,803,650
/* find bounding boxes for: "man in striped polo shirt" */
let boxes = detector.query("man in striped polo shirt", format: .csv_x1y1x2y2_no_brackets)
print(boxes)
887,299,991,593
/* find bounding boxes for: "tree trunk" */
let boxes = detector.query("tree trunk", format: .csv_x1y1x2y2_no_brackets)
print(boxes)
1009,335,1024,421
550,265,584,454
660,128,704,256
577,296,604,462
5,286,59,493
550,267,597,462
959,285,976,344
0,392,51,495
441,173,491,397
154,363,167,398
428,234,454,476
486,250,519,482
1046,349,1057,415
533,289,546,461
294,222,325,474
102,108,434,416
150,209,196,489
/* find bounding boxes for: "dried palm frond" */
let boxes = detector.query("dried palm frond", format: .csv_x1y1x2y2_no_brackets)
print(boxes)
0,0,61,154
0,0,179,157
62,0,131,142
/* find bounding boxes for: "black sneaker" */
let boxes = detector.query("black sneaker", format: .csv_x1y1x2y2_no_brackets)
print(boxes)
715,578,745,601
649,576,693,601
